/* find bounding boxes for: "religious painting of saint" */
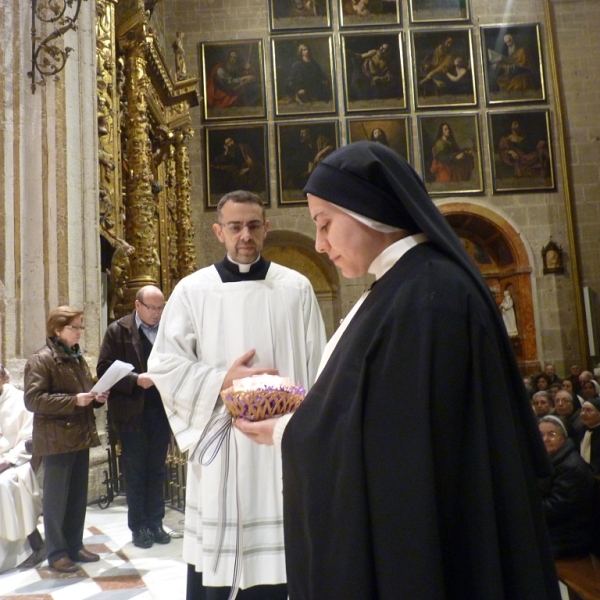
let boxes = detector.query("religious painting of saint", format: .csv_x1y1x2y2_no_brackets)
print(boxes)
411,28,477,109
272,36,336,117
269,0,331,32
418,113,483,195
338,0,400,28
481,24,546,105
408,0,470,24
341,32,406,113
205,124,269,208
488,110,555,193
200,40,266,121
347,116,411,163
276,121,339,205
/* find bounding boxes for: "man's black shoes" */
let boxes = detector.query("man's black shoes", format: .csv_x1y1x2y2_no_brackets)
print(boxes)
149,525,171,544
132,528,154,549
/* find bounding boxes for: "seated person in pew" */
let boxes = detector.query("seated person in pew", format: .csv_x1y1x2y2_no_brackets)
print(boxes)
0,364,44,572
538,416,595,559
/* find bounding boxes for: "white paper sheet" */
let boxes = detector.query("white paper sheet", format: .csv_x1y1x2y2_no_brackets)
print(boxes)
91,360,134,393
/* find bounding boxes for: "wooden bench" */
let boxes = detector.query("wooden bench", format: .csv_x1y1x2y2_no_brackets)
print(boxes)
555,555,600,600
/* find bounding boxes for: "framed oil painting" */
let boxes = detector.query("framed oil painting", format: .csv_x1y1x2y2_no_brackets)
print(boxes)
411,28,476,109
347,116,411,163
205,124,269,208
488,110,555,193
276,121,339,205
341,32,407,113
418,113,483,196
200,40,266,121
269,0,331,32
272,35,336,117
481,24,546,105
338,0,400,28
408,0,470,24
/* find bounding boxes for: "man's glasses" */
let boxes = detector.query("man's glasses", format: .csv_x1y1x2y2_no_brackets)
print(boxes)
219,221,264,234
139,300,165,313
65,325,85,331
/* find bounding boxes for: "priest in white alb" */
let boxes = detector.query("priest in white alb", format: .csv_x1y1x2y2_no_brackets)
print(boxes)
148,190,326,600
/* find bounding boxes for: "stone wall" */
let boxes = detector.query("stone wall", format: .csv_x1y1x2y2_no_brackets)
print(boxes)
159,0,600,374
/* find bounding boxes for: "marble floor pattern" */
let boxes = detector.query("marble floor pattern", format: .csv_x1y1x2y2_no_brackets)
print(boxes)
0,496,187,600
0,496,572,600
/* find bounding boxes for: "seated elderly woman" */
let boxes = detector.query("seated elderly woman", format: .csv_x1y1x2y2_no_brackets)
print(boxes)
532,391,554,419
579,395,600,474
553,389,584,445
538,415,595,558
562,379,584,407
0,364,44,573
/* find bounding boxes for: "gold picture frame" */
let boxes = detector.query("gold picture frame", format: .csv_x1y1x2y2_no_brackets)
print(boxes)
341,31,407,113
417,112,483,196
276,121,340,205
205,124,269,208
272,35,337,117
200,40,266,122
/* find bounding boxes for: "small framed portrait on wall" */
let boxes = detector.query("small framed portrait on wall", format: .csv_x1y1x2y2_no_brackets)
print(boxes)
341,32,407,113
276,121,339,205
269,0,331,32
411,28,477,109
417,113,483,196
338,0,401,28
408,0,470,24
200,40,266,121
205,124,269,209
347,116,412,163
542,240,564,275
487,110,555,193
272,35,336,117
481,24,546,105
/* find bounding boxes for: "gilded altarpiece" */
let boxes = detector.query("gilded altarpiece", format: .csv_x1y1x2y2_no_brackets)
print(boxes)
96,0,199,320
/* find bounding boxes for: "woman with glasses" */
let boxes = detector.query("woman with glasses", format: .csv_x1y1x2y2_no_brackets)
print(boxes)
24,306,109,573
554,389,584,445
538,415,595,558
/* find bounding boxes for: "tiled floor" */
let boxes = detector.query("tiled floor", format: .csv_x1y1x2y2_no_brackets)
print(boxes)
0,496,187,599
0,497,571,600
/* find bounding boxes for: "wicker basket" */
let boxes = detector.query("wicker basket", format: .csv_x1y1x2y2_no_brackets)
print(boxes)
220,386,305,421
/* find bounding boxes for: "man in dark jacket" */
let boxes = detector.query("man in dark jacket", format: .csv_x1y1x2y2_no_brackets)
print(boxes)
97,285,171,549
538,415,595,558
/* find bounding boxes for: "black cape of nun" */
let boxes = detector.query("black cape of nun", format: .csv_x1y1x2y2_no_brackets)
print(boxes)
282,142,560,599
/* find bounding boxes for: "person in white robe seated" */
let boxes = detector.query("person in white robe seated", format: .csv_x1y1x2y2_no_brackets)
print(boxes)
0,364,44,573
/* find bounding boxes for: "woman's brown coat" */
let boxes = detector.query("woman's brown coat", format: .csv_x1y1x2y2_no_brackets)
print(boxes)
24,338,100,456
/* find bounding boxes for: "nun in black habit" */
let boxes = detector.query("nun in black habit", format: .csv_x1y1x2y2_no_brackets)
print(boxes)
236,141,560,599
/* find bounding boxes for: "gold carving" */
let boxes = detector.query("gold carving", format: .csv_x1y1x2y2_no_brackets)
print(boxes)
98,2,199,315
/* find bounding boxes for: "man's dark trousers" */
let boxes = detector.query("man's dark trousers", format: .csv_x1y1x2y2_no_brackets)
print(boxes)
119,397,171,532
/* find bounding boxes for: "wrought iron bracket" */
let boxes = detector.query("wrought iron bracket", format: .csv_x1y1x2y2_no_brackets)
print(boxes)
28,0,85,93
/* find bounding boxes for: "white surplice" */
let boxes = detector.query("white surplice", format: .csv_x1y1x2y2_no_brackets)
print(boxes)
0,384,43,572
148,262,326,588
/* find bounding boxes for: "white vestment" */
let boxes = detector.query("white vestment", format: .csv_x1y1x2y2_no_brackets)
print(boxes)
148,262,326,588
0,384,43,573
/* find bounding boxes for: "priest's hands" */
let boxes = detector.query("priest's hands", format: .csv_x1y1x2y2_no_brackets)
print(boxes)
234,416,279,445
220,349,279,391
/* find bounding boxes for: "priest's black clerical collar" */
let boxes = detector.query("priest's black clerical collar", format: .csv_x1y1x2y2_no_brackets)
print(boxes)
215,255,271,282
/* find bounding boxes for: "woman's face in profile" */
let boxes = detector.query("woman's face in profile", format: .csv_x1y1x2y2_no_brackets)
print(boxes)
307,193,386,279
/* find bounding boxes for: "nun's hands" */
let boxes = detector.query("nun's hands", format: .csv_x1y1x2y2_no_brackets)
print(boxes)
234,416,280,446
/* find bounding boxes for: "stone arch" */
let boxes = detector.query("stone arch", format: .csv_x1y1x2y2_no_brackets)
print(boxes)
439,202,538,373
262,230,341,338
